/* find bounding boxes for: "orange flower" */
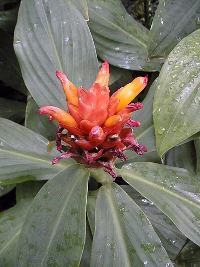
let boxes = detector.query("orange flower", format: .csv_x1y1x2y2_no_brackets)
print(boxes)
39,62,148,177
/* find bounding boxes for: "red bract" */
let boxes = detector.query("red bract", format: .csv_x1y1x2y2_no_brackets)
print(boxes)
39,62,148,177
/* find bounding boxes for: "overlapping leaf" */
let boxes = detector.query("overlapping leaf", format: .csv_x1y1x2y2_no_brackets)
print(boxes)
14,0,98,109
88,0,161,71
153,29,200,156
91,183,172,267
122,185,186,260
25,96,56,140
119,162,200,246
17,165,89,267
165,142,196,174
0,118,71,184
149,0,200,58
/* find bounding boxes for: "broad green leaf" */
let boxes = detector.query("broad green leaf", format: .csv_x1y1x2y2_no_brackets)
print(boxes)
194,138,200,176
0,97,25,120
148,0,200,58
88,0,162,71
25,96,56,140
121,185,186,260
91,183,172,267
87,191,97,234
0,118,72,184
68,0,88,20
80,222,92,267
14,0,98,109
116,79,160,166
165,141,196,174
0,29,26,94
153,29,200,156
0,191,36,266
16,181,45,203
119,162,200,246
17,164,89,267
0,180,44,266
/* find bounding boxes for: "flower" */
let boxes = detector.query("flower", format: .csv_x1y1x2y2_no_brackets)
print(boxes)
39,62,148,177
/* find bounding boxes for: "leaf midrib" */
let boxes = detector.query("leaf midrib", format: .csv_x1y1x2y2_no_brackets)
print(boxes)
103,186,132,267
89,7,147,49
120,169,200,210
40,170,88,265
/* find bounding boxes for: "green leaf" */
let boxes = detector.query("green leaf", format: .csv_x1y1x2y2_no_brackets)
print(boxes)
14,0,98,109
0,97,25,121
90,183,172,267
153,29,200,156
165,141,196,174
80,222,92,267
16,181,46,202
25,96,56,140
194,138,200,176
121,185,186,260
119,162,200,247
88,0,162,71
148,0,200,58
0,29,26,94
116,79,160,166
87,191,97,234
0,118,71,185
0,191,35,267
17,164,89,267
68,0,89,20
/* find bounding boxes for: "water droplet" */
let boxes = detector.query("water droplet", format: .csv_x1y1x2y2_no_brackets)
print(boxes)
196,17,200,25
64,37,69,44
157,127,166,135
141,198,154,205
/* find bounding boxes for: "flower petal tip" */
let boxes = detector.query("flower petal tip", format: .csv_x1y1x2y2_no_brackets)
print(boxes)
143,75,148,86
56,70,68,84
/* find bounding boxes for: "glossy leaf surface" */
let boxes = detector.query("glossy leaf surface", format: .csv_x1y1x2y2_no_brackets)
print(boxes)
25,96,56,140
153,30,200,156
88,0,161,71
0,118,71,184
91,183,172,267
149,0,200,58
17,165,89,267
14,0,98,109
119,162,200,246
121,185,186,260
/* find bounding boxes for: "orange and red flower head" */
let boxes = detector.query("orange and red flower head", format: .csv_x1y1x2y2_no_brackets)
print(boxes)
39,62,148,177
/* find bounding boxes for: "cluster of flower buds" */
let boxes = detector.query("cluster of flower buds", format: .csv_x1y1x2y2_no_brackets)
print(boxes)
39,62,147,177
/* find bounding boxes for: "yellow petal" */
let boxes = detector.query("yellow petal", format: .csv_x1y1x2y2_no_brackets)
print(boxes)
56,71,78,106
104,115,122,127
114,76,148,112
